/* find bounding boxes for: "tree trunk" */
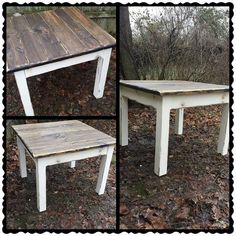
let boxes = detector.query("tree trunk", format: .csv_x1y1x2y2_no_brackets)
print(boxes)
120,7,140,80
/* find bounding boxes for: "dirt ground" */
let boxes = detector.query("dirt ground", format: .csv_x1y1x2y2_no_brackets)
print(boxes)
120,104,231,230
5,120,116,231
6,50,116,116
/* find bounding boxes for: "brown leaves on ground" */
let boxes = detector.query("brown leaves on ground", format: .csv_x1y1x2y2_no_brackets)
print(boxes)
6,50,116,116
120,104,230,230
138,208,168,229
175,205,191,219
120,204,130,216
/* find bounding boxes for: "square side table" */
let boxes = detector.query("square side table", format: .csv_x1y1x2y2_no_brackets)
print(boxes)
120,80,229,176
7,7,116,116
12,120,116,212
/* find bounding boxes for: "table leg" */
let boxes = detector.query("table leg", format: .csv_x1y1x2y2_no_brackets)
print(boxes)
36,159,47,212
16,137,27,178
217,103,229,155
120,95,128,146
93,48,112,98
155,102,170,176
96,145,114,195
175,108,184,135
14,71,34,116
69,161,76,168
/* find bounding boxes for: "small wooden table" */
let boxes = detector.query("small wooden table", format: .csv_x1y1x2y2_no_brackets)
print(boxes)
120,80,229,176
7,7,116,116
12,120,116,212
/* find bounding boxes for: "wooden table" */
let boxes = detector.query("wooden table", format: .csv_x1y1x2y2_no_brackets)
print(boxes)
7,7,116,116
12,120,116,212
120,80,229,176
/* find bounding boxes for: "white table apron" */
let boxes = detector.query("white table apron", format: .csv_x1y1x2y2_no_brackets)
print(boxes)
14,48,112,116
17,137,115,212
120,85,229,176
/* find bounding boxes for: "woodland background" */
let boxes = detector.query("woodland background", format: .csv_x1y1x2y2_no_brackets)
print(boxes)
120,6,229,85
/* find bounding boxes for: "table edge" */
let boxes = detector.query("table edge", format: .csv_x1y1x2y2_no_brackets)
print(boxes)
34,141,116,159
120,82,229,96
7,44,116,73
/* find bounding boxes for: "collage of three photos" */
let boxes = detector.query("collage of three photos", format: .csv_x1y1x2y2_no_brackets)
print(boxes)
4,4,232,232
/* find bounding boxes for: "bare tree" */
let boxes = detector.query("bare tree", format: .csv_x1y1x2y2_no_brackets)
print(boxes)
130,6,229,84
120,7,140,80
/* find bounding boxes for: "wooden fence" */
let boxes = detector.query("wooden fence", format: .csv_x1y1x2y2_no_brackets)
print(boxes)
6,6,116,36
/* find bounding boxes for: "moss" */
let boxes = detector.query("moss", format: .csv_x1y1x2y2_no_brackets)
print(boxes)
133,183,149,197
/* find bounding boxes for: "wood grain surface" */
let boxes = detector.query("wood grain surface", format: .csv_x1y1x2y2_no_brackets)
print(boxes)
7,7,116,72
120,80,229,96
12,120,116,158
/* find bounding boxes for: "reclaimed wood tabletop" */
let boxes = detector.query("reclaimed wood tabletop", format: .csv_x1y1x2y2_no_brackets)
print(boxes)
12,120,116,158
7,7,116,72
120,80,229,95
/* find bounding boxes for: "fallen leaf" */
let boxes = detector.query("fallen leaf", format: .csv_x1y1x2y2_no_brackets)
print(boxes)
176,206,190,219
120,204,130,216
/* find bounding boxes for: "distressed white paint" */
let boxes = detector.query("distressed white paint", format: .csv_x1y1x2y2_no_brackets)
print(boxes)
36,159,46,212
120,95,128,146
93,48,112,98
14,48,112,116
121,86,160,108
14,71,34,116
17,143,115,212
165,92,229,109
96,145,114,195
16,137,27,178
120,85,229,176
24,49,112,78
217,104,229,155
38,147,108,166
175,108,184,135
155,99,170,176
69,161,76,168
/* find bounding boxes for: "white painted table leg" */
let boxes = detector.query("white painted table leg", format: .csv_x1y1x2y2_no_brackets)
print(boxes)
93,48,112,98
69,161,76,168
155,100,170,176
175,108,184,135
120,95,128,146
217,103,229,155
96,145,114,195
16,137,27,178
14,71,34,116
36,159,47,212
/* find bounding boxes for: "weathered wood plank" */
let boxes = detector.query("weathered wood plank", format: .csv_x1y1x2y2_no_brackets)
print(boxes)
6,17,16,35
12,15,50,65
13,120,96,137
12,120,115,158
64,7,116,46
54,8,100,49
13,120,86,130
25,13,69,58
120,80,229,96
40,10,88,54
7,35,29,71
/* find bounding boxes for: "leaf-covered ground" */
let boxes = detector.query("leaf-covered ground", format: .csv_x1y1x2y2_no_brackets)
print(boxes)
5,120,116,230
120,104,230,230
6,50,116,116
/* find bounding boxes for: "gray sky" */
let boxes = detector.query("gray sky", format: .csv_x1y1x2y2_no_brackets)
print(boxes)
128,6,229,29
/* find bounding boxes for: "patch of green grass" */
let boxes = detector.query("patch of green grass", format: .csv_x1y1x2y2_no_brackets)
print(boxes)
132,183,149,197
